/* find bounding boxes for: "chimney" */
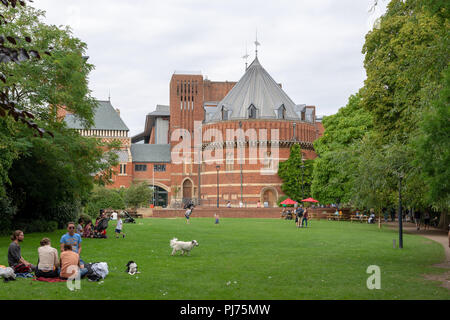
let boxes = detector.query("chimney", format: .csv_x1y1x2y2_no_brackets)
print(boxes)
116,108,120,116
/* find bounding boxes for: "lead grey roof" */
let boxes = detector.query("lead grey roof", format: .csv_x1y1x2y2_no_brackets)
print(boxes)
148,105,170,117
131,144,171,163
208,57,301,122
65,100,129,131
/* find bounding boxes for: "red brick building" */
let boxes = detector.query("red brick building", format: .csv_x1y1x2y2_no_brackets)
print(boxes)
65,57,324,208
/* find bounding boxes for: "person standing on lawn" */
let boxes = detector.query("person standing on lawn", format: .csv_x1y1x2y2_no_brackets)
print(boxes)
8,230,36,274
115,214,125,238
302,208,309,228
60,222,84,268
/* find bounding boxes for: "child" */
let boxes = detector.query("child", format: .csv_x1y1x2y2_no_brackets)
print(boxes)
115,214,125,238
214,213,220,225
185,208,192,224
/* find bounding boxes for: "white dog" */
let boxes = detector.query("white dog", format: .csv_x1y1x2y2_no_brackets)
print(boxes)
0,267,16,282
170,238,199,256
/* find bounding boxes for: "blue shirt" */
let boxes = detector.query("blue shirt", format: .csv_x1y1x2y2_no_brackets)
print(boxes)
60,233,82,253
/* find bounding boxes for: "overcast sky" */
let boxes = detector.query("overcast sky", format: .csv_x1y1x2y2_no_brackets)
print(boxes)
33,0,388,136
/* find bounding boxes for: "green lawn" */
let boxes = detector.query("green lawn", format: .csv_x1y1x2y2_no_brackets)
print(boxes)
0,218,448,300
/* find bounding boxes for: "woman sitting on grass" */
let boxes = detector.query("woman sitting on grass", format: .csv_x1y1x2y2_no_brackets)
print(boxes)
35,238,59,278
59,244,88,280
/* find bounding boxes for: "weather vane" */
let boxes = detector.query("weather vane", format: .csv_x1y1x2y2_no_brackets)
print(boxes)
254,29,261,58
242,42,249,71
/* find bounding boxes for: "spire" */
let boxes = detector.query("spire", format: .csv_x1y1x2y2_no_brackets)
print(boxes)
254,29,261,58
242,42,249,71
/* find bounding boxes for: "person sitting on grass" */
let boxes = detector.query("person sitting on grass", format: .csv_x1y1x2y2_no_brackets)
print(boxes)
35,238,60,278
115,214,125,238
83,221,93,238
76,218,84,235
8,230,36,274
59,244,88,280
60,222,85,268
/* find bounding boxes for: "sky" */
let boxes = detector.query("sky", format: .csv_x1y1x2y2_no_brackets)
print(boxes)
33,0,388,137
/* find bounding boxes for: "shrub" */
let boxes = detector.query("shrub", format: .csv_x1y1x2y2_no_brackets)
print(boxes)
12,219,59,234
0,197,16,235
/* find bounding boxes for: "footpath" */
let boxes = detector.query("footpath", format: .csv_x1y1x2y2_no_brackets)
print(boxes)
386,221,449,290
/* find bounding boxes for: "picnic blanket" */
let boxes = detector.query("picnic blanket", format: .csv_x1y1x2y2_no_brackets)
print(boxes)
33,277,66,283
15,273,34,278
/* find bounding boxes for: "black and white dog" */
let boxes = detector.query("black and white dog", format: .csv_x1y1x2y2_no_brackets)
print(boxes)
126,261,139,275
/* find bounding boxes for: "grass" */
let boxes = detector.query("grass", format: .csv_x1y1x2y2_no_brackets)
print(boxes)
0,218,449,300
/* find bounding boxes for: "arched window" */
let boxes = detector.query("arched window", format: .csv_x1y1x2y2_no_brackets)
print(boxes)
277,104,286,119
248,104,257,119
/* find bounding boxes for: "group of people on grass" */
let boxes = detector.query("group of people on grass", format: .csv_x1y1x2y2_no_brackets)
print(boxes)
281,205,309,228
4,210,126,280
6,222,87,280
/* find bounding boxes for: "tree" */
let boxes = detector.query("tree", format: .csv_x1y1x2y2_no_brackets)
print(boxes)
311,92,373,205
84,185,125,219
124,183,153,209
278,144,313,202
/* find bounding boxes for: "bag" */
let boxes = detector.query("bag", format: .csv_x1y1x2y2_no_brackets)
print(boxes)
86,262,109,282
13,263,31,274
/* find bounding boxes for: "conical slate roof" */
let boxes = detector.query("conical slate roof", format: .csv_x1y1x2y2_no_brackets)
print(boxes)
208,57,300,122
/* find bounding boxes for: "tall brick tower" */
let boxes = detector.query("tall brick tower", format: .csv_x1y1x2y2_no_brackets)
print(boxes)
169,72,205,146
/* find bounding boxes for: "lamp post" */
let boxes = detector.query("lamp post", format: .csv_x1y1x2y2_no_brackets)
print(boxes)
239,121,244,205
300,160,305,201
398,174,404,249
216,165,220,208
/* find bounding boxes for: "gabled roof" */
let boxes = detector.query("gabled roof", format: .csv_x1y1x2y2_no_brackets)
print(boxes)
65,100,129,131
208,57,300,122
131,144,171,163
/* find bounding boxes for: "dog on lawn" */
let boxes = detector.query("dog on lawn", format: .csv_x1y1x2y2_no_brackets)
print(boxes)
170,238,199,256
125,261,140,275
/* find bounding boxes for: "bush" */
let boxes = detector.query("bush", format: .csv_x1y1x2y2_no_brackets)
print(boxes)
12,219,59,234
84,186,125,219
0,197,16,235
49,201,82,229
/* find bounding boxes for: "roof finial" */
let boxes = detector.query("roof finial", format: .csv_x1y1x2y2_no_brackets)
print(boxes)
242,42,249,71
108,90,111,102
254,29,260,58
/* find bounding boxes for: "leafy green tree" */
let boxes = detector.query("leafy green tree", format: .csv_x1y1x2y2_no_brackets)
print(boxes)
311,92,373,205
362,0,449,140
124,183,153,209
278,144,313,202
84,185,126,219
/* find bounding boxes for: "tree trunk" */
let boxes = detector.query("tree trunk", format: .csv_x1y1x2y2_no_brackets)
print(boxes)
438,209,449,230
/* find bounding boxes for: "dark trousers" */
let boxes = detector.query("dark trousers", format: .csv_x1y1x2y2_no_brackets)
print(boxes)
35,268,59,278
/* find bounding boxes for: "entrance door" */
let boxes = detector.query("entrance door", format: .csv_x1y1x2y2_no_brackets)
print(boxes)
182,179,193,202
262,189,276,208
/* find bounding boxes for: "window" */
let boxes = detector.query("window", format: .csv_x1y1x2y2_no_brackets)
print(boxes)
135,164,147,172
222,106,228,120
154,164,166,172
278,105,286,119
248,104,257,119
119,164,127,175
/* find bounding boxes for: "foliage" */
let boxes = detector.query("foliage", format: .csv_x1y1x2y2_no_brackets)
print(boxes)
311,92,373,205
84,186,125,219
278,144,313,202
413,66,450,209
123,182,153,209
0,196,16,235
